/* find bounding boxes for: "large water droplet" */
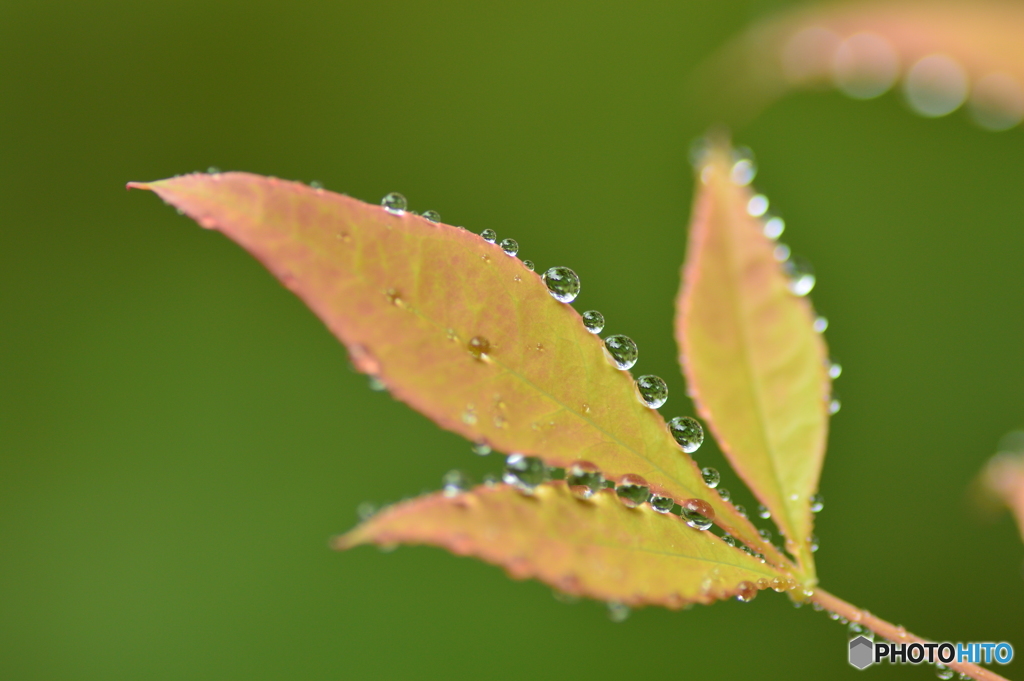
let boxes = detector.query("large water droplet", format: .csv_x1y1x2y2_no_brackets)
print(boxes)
480,229,497,243
717,487,731,502
467,336,491,360
650,495,675,514
566,461,604,499
747,194,769,217
809,493,824,513
681,498,714,529
381,192,407,215
522,260,535,271
581,310,605,334
634,375,668,409
734,504,748,519
503,454,549,492
421,210,440,223
784,256,815,296
603,335,638,370
701,467,720,489
757,504,771,519
682,507,713,530
615,474,650,509
542,266,581,303
668,416,704,453
735,581,758,603
500,238,519,256
442,470,470,496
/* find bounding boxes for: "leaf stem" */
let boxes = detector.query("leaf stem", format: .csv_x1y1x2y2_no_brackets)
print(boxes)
809,588,1010,681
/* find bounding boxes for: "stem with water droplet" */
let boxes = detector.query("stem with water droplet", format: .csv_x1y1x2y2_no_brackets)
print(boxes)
809,588,1010,681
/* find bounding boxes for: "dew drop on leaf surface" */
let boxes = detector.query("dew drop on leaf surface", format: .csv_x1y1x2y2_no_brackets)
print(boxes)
381,192,407,215
667,416,704,453
522,260,535,271
603,334,638,370
783,256,816,296
566,461,604,500
442,470,470,496
615,474,650,509
503,454,549,492
480,229,497,243
757,504,771,519
650,495,675,514
467,336,491,360
809,493,824,513
499,238,519,256
634,375,668,409
421,209,440,223
542,266,581,303
581,310,605,334
717,487,731,502
701,467,720,489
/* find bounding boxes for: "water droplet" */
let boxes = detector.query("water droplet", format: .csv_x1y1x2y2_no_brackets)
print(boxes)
770,578,787,593
522,260,535,271
503,454,549,492
356,501,377,520
667,416,703,453
747,194,769,217
581,403,591,414
730,147,757,186
310,180,323,190
542,266,581,303
467,336,491,360
421,209,440,223
368,376,387,391
566,461,604,499
831,32,899,100
701,467,720,489
385,288,406,307
650,495,675,513
207,166,221,174
722,534,737,547
603,335,638,370
446,328,459,342
480,229,497,243
634,375,668,409
757,504,771,519
581,310,605,334
735,581,758,602
763,216,785,240
809,493,824,513
442,470,470,496
759,528,772,543
773,243,791,262
808,534,820,552
472,442,492,456
682,506,713,530
784,256,815,296
936,664,955,680
904,53,968,118
828,360,842,379
615,474,650,509
848,622,871,640
381,192,407,215
829,396,841,414
813,316,829,333
607,602,630,622
717,487,731,502
734,504,748,519
462,405,478,425
499,238,519,256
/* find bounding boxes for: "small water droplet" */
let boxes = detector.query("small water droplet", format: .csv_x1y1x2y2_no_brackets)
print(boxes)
829,396,841,414
381,192,407,215
368,376,387,391
462,405,477,425
385,288,405,307
730,148,757,186
747,194,769,217
757,504,771,519
770,577,787,593
936,664,955,680
566,461,604,499
499,238,519,256
735,580,758,602
442,470,471,496
522,260,535,271
813,316,829,333
615,474,650,508
607,602,630,622
421,209,440,222
207,166,221,174
581,310,605,334
808,534,820,552
734,504,748,519
542,266,581,303
763,215,785,240
809,493,824,513
309,180,323,190
848,622,872,641
701,467,720,489
722,534,737,547
759,528,773,543
356,501,377,520
634,375,668,409
650,495,675,513
446,328,459,342
480,254,490,263
717,487,731,502
467,336,491,361
472,442,492,456
603,335,638,370
784,256,815,296
480,229,497,243
503,454,549,492
581,403,591,414
667,416,703,453
773,243,791,262
828,360,842,379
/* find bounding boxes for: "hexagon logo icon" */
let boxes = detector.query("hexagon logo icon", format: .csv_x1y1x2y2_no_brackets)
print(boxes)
849,636,874,669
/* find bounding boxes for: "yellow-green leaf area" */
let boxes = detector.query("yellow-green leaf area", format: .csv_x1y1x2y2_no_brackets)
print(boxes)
336,482,788,607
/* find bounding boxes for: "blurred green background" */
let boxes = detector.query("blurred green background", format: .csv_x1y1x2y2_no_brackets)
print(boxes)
2,1,1023,679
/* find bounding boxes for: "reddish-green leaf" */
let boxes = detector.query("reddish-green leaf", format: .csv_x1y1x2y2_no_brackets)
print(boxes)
677,144,831,575
128,173,781,561
336,482,790,607
701,0,1024,130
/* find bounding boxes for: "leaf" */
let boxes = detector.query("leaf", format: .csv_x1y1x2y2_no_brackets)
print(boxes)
127,173,782,562
336,482,790,607
698,0,1024,130
677,143,831,574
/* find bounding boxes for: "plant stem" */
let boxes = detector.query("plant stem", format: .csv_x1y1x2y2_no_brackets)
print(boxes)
809,588,1010,681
